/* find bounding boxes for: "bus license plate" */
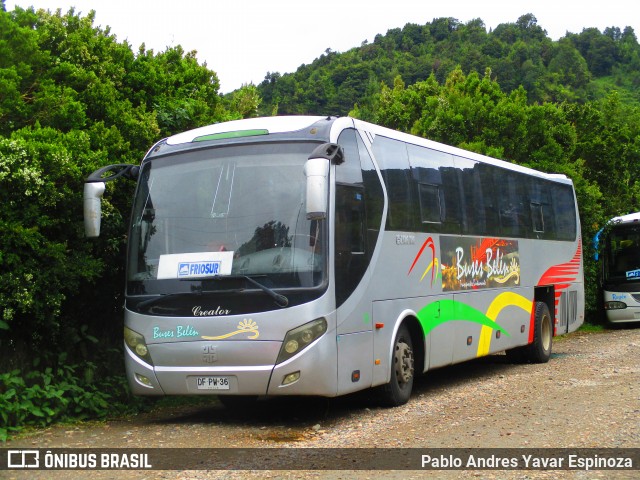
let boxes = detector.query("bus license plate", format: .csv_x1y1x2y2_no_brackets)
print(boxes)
196,376,230,390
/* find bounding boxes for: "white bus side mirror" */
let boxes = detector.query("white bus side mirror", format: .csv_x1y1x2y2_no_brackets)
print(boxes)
83,164,139,238
304,158,330,220
84,182,106,237
304,143,344,220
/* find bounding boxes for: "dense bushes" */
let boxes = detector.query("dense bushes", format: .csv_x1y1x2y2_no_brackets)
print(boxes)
0,3,239,437
0,350,139,441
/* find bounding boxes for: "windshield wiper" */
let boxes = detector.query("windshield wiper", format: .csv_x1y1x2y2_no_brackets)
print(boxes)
133,289,238,312
183,274,289,308
239,275,289,308
203,275,289,308
134,275,289,311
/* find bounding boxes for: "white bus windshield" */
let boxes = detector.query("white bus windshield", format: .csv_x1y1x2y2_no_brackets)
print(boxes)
127,142,325,295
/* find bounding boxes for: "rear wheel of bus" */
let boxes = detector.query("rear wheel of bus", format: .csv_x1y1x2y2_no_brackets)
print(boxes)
507,301,552,363
379,324,415,407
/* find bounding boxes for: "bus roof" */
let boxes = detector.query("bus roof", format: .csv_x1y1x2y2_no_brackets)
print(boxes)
166,116,327,145
164,115,573,186
610,212,640,225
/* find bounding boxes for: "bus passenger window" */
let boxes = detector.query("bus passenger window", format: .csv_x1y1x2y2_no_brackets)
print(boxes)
531,202,544,233
418,183,441,223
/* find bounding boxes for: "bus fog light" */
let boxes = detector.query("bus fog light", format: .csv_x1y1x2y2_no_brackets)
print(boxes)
277,318,327,364
282,371,300,386
135,373,153,387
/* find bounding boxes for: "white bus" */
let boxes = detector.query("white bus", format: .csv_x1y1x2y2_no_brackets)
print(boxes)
84,116,585,406
598,212,640,324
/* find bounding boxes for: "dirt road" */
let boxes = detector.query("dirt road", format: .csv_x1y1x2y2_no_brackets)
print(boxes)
4,327,639,479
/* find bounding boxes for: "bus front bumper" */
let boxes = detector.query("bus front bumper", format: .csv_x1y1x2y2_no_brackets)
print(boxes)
124,335,337,397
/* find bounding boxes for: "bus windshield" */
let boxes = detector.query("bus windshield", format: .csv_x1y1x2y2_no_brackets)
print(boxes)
604,224,640,283
127,141,325,295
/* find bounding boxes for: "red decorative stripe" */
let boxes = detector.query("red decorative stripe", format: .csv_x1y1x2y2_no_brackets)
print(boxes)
535,240,582,334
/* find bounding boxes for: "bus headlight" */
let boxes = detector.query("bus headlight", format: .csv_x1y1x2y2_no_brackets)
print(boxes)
124,326,154,365
604,301,627,310
276,318,327,364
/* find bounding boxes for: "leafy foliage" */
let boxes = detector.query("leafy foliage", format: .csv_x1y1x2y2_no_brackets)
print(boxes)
0,3,246,438
0,353,138,442
257,14,640,116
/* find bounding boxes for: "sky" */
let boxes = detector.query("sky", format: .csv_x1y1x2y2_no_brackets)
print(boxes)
5,1,639,93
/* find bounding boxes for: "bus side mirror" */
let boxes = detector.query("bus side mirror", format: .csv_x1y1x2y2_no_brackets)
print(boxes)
304,158,329,220
304,143,343,220
84,182,106,238
83,163,139,238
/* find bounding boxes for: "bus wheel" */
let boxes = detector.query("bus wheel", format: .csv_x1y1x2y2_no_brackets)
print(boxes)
379,324,414,407
507,301,552,364
527,301,553,363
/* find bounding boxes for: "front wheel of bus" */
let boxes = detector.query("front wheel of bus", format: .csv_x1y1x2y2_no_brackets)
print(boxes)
379,324,414,407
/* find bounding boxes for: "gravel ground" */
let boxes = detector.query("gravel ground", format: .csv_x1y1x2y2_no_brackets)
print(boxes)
4,326,639,480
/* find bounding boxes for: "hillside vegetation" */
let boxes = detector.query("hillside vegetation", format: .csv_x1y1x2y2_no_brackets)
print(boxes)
257,14,640,116
1,3,639,439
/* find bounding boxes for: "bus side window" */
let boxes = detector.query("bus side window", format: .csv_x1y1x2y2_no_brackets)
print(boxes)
335,128,379,307
552,184,577,240
417,183,441,224
336,185,365,255
455,156,487,235
371,136,416,231
531,202,544,233
356,131,384,255
335,184,366,306
496,170,530,238
407,144,461,233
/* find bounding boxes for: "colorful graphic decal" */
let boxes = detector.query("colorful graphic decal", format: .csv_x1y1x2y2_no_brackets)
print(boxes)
416,292,533,357
411,237,581,357
535,240,582,337
440,236,520,292
407,237,441,287
201,319,259,340
476,292,532,356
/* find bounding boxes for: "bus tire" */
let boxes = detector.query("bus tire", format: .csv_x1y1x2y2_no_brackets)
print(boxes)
379,324,414,407
507,301,552,364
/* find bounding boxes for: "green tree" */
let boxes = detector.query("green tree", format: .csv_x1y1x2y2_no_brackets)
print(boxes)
229,83,262,118
0,3,233,392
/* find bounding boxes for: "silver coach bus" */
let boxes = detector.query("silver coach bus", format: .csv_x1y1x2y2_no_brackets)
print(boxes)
84,116,584,407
